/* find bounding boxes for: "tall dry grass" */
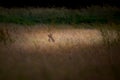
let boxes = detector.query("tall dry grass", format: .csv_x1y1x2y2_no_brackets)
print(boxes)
0,24,120,80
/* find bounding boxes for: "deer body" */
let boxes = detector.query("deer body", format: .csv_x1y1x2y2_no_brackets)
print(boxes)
48,33,55,42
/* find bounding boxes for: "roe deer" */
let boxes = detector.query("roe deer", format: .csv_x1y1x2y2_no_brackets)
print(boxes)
48,33,55,42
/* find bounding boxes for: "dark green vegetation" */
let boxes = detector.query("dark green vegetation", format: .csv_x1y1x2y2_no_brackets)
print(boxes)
0,6,120,25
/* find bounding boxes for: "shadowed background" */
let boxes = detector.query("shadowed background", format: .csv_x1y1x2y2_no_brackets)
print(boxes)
0,0,120,8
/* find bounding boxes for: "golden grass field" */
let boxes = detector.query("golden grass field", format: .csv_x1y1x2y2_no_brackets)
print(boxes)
0,24,120,80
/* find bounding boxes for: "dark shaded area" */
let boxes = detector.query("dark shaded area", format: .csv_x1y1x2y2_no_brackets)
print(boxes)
0,0,120,8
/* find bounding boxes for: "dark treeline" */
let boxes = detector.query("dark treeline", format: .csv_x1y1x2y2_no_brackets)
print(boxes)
0,0,120,8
